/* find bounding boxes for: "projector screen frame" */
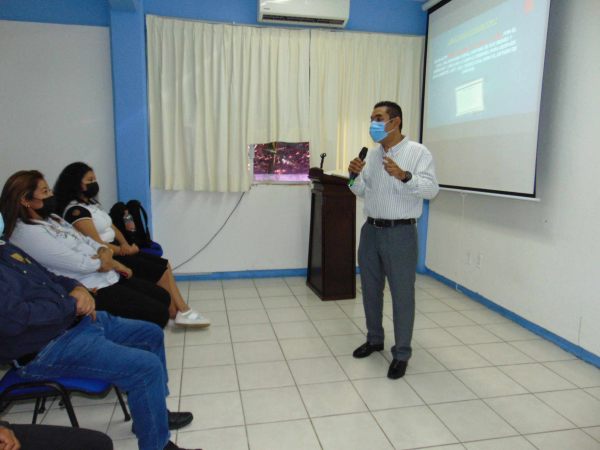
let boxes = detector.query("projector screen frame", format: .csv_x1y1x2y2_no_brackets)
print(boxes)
419,0,552,199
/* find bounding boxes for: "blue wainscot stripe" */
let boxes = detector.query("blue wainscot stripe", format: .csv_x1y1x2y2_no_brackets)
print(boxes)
175,267,362,281
175,268,308,281
426,268,600,370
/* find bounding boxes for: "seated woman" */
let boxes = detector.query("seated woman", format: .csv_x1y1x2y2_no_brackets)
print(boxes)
0,170,173,328
54,163,209,328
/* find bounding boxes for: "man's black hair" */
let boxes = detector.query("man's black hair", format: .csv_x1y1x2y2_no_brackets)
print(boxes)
374,101,403,132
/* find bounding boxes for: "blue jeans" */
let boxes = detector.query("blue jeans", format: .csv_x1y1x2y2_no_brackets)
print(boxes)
18,312,170,450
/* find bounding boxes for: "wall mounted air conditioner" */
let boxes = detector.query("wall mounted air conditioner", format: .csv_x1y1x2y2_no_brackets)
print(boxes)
258,0,350,28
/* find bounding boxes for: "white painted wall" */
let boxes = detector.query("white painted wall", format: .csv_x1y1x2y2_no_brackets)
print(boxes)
152,185,367,275
425,0,600,354
152,185,312,273
0,21,117,207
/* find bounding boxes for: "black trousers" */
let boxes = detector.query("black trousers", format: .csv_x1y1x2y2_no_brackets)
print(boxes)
6,424,113,450
95,276,171,329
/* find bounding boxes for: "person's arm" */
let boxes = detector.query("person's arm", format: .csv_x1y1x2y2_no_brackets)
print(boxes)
63,207,117,254
348,157,368,198
0,270,77,338
111,225,139,255
11,225,102,275
112,224,128,247
21,249,83,293
71,227,119,271
17,251,96,318
72,219,121,254
402,151,439,200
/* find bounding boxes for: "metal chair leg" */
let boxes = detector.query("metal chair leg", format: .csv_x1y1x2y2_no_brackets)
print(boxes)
59,392,79,428
0,401,11,415
115,387,131,422
38,396,47,414
32,398,41,424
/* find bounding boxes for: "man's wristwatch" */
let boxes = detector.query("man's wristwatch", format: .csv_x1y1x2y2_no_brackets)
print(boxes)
401,171,412,183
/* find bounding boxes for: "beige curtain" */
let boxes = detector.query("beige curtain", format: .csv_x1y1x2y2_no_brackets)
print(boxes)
309,30,425,173
147,15,310,192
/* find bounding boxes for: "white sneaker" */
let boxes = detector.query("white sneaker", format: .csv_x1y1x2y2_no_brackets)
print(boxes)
175,309,211,328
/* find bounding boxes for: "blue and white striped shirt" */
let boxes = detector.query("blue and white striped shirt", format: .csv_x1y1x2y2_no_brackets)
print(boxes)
350,136,439,220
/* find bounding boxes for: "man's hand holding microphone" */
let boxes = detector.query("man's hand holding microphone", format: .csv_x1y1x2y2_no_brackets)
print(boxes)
348,158,366,176
348,147,368,186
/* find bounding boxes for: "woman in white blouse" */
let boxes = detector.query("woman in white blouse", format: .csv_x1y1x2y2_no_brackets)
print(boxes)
54,163,209,328
1,170,173,328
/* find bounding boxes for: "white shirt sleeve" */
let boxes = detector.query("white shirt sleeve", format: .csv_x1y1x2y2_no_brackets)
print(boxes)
81,233,109,253
349,173,366,198
349,152,370,198
11,224,102,275
403,150,439,200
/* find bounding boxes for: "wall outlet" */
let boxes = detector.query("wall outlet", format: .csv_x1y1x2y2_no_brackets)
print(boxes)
477,253,483,268
466,252,472,265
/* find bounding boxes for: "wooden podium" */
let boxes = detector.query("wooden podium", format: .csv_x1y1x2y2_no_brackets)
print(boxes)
306,168,356,301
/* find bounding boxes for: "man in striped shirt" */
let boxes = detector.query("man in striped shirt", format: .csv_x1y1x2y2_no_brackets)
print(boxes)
349,101,439,379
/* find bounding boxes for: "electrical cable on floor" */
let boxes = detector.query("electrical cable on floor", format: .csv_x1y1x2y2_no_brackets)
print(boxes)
172,192,246,271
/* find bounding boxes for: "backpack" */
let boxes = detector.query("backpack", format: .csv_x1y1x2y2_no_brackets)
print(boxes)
109,200,152,248
125,200,153,248
109,202,127,240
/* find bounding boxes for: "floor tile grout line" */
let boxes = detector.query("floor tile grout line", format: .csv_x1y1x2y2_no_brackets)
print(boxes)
495,362,579,397
541,360,600,389
103,401,119,435
259,289,326,450
531,389,593,430
334,349,408,450
176,284,195,418
222,288,253,450
434,316,598,417
426,393,521,446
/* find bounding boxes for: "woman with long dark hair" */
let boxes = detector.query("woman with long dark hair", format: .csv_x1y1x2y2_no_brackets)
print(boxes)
54,162,209,327
0,170,173,328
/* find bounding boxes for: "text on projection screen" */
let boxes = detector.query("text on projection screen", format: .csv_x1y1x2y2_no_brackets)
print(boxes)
422,0,551,196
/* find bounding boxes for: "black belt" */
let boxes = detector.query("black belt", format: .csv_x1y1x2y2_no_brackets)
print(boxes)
12,316,83,369
367,217,416,228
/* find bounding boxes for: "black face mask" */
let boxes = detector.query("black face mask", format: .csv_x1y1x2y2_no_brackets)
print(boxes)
33,196,57,219
84,182,100,199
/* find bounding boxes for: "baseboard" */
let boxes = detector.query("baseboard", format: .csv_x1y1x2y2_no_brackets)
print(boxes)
174,268,307,281
175,267,362,281
426,268,600,370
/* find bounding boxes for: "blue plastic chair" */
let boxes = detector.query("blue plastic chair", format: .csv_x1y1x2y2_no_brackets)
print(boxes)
139,241,163,257
0,369,130,427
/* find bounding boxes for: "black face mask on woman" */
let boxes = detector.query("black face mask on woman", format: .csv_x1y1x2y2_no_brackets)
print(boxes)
84,182,99,199
33,196,58,219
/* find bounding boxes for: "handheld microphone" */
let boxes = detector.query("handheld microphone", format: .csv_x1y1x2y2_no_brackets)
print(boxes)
349,147,369,186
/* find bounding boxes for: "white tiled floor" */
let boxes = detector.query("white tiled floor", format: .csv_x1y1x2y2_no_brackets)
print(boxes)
3,274,600,450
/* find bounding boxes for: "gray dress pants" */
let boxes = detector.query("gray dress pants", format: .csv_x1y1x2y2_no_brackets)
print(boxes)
357,221,418,362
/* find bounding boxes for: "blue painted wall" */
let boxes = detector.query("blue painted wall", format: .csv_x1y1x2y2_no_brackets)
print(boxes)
144,0,427,35
109,1,152,214
0,0,110,26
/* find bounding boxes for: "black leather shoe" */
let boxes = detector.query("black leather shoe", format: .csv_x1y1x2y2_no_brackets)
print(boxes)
164,440,202,450
388,359,408,379
168,410,194,430
353,342,384,358
132,410,194,434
